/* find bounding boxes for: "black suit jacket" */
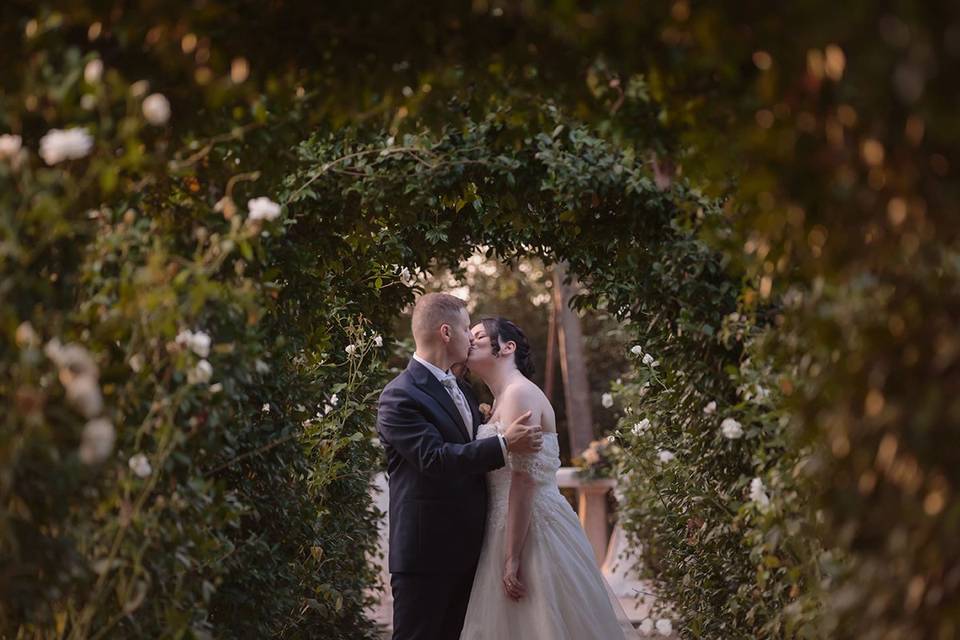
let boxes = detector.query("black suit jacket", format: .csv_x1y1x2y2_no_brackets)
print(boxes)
376,359,505,574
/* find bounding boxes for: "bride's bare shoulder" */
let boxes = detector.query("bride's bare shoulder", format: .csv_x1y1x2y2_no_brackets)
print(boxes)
502,377,545,402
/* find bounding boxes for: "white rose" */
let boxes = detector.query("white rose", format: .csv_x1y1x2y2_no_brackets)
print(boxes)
247,196,281,221
638,618,654,635
39,127,94,165
79,418,115,464
84,59,103,83
658,450,675,463
373,334,383,347
655,618,673,636
0,134,23,160
630,345,644,356
142,93,171,125
601,392,614,408
750,477,771,511
65,374,103,418
703,400,717,415
128,453,152,478
632,419,651,436
188,359,213,384
189,331,211,358
721,417,744,439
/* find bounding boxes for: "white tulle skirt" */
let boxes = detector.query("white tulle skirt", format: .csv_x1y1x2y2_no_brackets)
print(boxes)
459,489,638,640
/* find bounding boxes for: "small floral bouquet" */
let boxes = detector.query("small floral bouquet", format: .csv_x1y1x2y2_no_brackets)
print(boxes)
572,436,621,481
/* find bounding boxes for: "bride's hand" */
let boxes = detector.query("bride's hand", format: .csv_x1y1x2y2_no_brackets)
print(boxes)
502,557,526,600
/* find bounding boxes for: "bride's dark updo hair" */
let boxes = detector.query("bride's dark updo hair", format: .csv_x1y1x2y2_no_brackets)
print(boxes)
481,317,536,379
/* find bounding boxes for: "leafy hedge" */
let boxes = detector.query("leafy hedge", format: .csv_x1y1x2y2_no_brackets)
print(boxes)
4,2,957,639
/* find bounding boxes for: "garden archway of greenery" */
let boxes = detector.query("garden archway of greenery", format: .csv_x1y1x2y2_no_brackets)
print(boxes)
273,105,771,636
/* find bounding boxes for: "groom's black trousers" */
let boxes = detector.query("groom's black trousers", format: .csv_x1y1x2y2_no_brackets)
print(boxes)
391,568,476,640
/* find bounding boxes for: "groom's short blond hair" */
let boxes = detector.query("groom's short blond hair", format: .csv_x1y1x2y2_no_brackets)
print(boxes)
412,293,467,342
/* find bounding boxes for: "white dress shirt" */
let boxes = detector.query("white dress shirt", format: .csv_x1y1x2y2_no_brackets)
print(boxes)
413,354,508,461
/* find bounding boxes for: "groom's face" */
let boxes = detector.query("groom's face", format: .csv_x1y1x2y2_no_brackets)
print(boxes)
445,307,474,365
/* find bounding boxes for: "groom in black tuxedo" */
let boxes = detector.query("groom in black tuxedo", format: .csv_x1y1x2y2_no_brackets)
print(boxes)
377,293,543,640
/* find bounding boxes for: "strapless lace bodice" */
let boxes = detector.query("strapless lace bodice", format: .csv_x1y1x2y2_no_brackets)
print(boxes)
478,421,561,483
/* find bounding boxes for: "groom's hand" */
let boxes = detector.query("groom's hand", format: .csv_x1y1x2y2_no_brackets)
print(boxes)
503,411,543,455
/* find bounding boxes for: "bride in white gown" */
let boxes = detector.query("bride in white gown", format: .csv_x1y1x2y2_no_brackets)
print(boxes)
459,317,638,640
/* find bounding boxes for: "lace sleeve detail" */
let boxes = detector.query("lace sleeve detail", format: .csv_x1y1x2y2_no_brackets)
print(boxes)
507,451,549,479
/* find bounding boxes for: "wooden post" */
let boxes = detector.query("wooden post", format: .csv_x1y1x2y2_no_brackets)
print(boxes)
552,261,595,457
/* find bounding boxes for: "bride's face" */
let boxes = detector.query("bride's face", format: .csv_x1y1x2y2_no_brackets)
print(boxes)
467,323,495,370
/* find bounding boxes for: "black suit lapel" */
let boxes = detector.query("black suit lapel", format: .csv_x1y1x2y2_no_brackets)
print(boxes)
407,360,471,442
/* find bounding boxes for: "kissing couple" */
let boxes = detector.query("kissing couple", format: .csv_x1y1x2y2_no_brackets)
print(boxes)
377,293,638,639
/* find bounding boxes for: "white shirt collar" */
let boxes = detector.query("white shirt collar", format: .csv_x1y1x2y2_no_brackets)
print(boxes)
412,353,452,382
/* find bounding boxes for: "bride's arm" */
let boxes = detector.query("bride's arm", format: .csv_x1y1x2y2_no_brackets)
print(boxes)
498,387,540,600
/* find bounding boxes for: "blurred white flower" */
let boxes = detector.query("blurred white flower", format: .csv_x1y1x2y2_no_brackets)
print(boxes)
15,321,39,348
632,419,651,436
0,134,22,160
642,353,655,366
190,331,211,357
84,59,103,83
209,382,223,394
45,339,103,417
638,618,654,635
323,403,334,415
330,393,339,406
754,386,770,403
721,417,744,439
255,359,271,374
142,93,171,125
39,127,93,164
658,450,675,463
80,94,97,110
176,329,211,357
130,79,150,97
630,345,644,356
262,402,270,413
188,359,213,384
750,477,771,511
247,196,281,221
295,404,307,412
373,334,383,347
655,618,673,636
45,339,98,378
703,400,717,415
65,374,103,418
128,453,152,478
128,353,144,373
399,266,414,285
345,344,358,356
79,418,115,464
601,393,614,408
